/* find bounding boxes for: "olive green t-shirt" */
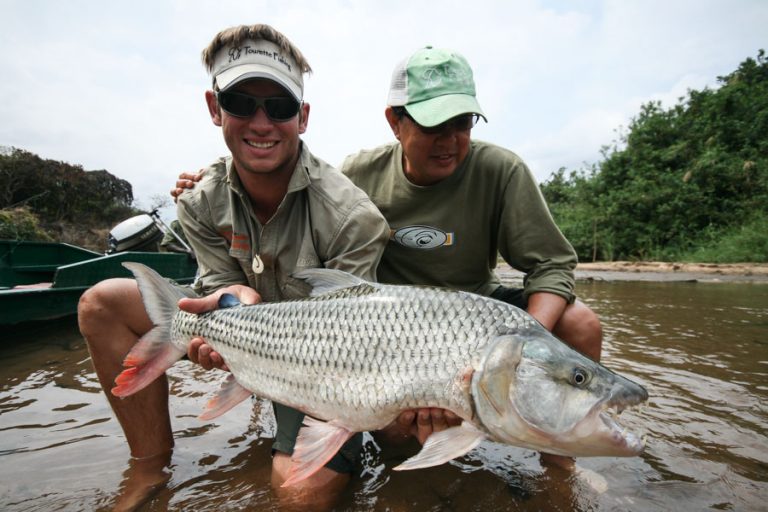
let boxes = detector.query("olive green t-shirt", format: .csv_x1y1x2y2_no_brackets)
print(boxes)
341,140,577,302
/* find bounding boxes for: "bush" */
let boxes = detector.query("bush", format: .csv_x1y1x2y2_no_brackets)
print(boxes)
0,208,52,241
677,214,768,263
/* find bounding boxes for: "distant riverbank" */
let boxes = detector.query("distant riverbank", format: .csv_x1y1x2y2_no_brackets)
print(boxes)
496,261,768,284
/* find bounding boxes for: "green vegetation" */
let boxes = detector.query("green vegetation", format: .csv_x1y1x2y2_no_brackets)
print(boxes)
0,147,141,250
541,50,768,263
0,207,52,241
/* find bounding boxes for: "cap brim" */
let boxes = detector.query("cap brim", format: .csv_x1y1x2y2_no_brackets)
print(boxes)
405,94,486,127
216,64,303,101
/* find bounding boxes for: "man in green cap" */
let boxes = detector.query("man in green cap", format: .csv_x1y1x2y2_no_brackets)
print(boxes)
339,46,603,453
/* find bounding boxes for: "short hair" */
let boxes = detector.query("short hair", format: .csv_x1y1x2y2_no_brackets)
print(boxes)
391,106,408,119
201,24,312,76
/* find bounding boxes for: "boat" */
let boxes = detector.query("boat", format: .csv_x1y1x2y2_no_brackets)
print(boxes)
0,211,197,325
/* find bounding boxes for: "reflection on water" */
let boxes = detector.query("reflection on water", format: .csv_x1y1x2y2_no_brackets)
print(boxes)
1,281,766,511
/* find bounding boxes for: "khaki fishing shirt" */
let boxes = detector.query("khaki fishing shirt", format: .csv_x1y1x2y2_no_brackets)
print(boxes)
177,143,389,301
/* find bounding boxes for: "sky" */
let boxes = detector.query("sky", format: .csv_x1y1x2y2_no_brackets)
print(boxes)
1,0,766,218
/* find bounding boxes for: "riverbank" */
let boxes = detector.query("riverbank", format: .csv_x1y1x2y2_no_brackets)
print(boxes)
496,261,768,283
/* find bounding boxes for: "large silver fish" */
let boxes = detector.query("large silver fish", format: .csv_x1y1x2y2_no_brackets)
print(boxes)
114,262,648,486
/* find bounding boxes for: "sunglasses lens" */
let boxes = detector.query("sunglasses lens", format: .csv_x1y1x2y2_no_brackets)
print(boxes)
264,97,300,121
453,115,476,131
218,92,256,116
420,124,442,135
217,92,300,121
410,113,478,134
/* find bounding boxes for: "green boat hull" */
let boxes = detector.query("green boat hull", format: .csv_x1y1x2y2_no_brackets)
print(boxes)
1,240,197,325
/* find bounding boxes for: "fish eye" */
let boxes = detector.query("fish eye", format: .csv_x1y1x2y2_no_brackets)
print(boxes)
571,367,590,387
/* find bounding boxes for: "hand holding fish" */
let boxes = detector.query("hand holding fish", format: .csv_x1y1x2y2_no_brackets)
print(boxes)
179,285,262,372
188,338,228,371
380,408,463,445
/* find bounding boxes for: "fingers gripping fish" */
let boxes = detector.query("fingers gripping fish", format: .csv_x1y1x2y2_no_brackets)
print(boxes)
113,263,648,487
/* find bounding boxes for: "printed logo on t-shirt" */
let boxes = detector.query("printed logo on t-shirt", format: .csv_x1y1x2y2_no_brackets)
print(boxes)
391,225,454,249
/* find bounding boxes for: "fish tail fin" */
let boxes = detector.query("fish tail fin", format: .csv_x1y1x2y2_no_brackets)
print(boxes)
112,262,188,397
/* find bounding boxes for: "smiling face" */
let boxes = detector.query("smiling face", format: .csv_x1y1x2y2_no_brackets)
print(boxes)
206,79,309,179
385,107,472,186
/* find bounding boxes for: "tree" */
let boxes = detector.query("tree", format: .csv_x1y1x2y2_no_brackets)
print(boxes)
541,50,768,262
0,147,141,246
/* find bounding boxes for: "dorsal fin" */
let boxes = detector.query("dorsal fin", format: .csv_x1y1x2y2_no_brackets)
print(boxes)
291,268,368,297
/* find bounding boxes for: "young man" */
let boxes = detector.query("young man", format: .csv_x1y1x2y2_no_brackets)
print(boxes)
78,24,389,510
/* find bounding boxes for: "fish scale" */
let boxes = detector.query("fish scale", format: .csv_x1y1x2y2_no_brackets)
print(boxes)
168,283,526,430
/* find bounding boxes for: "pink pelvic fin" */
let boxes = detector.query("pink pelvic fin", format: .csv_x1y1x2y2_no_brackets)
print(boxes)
199,374,253,420
281,416,354,487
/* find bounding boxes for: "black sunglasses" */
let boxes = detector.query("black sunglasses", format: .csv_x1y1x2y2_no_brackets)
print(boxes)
216,91,301,121
400,109,480,134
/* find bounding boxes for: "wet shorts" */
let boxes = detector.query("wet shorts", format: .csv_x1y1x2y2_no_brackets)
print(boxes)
490,285,529,309
272,402,362,474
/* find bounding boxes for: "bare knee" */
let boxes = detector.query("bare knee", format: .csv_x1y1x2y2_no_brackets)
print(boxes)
553,301,603,361
78,282,111,331
78,278,150,346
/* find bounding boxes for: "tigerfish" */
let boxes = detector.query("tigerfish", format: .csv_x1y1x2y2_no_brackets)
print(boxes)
114,262,648,487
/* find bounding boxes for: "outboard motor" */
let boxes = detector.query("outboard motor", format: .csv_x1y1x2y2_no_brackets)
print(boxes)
107,214,163,253
106,209,193,255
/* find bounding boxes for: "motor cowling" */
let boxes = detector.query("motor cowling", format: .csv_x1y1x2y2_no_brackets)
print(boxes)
107,214,163,253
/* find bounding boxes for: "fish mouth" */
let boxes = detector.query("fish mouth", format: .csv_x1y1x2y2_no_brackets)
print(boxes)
580,390,647,455
601,405,645,453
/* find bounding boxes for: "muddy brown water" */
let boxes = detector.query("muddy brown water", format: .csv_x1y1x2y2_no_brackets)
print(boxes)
1,276,767,511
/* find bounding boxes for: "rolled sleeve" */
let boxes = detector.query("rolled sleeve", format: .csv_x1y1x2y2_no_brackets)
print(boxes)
497,161,577,303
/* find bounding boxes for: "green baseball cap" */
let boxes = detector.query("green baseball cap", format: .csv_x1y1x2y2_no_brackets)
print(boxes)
387,46,486,127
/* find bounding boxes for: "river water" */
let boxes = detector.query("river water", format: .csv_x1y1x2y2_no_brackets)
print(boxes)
1,278,767,511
